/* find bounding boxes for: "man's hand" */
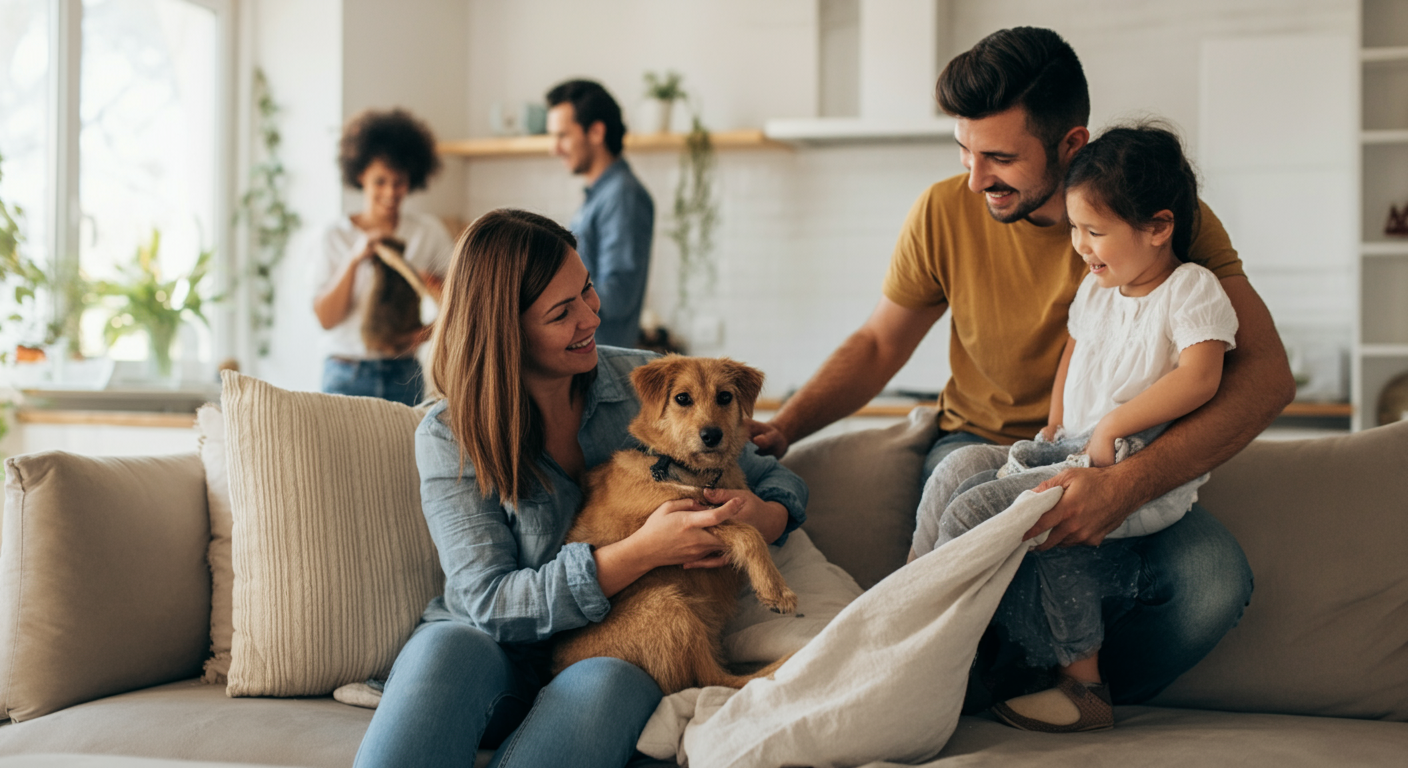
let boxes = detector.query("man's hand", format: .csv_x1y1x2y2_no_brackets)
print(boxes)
1027,466,1141,549
747,418,790,458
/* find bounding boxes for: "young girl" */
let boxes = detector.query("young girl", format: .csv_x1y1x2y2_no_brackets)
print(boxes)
910,123,1239,732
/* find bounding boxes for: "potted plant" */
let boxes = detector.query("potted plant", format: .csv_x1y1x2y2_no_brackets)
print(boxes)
643,70,687,134
668,115,719,351
96,229,215,380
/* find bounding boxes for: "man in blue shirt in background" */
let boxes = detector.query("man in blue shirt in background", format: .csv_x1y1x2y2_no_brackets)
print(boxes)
547,80,655,349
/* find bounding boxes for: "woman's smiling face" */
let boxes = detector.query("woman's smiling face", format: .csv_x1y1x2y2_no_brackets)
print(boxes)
520,249,602,382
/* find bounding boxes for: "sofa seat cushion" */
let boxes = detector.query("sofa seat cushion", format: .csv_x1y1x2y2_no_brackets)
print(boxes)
925,707,1408,767
0,680,368,768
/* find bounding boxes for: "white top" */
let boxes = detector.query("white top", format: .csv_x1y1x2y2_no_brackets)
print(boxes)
1062,262,1239,435
310,210,454,359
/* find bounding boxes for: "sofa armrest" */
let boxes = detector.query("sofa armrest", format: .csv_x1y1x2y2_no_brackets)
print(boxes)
0,451,211,722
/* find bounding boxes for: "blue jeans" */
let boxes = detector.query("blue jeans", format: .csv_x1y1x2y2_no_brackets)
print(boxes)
354,621,663,768
919,431,1254,705
322,357,425,406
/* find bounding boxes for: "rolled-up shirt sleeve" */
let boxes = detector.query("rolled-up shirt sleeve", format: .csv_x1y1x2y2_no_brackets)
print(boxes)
737,442,808,547
416,416,610,644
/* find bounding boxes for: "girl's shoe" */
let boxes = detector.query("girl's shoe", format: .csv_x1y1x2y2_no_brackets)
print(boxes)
990,675,1114,733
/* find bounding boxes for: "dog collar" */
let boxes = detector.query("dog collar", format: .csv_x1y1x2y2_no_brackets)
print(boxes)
639,447,724,489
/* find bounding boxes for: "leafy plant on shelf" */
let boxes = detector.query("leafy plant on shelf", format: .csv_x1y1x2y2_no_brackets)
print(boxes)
668,115,719,329
644,70,687,103
96,229,215,378
235,68,301,357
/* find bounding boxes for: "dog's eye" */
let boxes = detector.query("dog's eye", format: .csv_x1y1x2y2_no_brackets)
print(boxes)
674,392,693,407
716,391,733,406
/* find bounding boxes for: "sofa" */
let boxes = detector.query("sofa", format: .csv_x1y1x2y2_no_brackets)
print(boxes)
0,372,1404,767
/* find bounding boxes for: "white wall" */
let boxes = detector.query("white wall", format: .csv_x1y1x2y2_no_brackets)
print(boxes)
252,0,1359,398
250,0,343,392
455,0,1357,399
248,0,470,391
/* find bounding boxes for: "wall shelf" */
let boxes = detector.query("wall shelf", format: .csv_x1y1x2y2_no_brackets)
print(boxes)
439,129,788,159
1363,128,1408,143
1362,45,1408,62
1360,343,1408,357
1362,240,1408,255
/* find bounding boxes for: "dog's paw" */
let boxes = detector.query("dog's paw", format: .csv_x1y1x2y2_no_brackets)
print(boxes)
760,586,798,615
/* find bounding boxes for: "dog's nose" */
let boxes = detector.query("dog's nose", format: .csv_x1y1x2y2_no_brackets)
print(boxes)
699,427,723,448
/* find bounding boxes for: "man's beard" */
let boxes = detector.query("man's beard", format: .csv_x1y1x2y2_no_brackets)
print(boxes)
983,155,1062,224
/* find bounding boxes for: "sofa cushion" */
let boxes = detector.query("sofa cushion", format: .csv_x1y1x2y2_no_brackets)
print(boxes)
1151,420,1408,721
195,405,233,685
0,452,210,722
222,372,442,697
0,679,368,767
782,407,939,588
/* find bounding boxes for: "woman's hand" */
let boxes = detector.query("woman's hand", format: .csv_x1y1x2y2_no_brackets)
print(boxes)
593,498,742,597
701,487,788,547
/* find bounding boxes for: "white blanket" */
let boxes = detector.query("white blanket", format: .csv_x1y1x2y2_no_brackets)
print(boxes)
637,487,1061,768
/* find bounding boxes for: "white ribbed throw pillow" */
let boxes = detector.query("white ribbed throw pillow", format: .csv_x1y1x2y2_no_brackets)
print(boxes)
222,371,442,697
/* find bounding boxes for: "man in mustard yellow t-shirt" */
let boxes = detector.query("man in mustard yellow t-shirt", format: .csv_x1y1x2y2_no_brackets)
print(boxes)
752,28,1294,714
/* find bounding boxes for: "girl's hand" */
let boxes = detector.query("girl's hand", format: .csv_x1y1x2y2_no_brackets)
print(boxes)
1038,424,1061,442
632,497,743,570
1086,429,1117,468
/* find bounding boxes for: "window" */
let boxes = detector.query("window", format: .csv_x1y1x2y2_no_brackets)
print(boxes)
0,0,231,381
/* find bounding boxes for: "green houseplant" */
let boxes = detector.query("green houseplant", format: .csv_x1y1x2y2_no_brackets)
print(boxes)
97,229,215,379
235,68,301,358
643,70,687,134
668,115,720,350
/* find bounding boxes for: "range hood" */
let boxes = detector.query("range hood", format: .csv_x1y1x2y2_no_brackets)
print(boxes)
766,0,955,144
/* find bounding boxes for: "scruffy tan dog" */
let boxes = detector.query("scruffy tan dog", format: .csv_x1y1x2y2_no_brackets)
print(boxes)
552,355,798,694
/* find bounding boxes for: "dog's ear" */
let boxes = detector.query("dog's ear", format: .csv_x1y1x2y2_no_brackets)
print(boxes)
721,358,765,417
631,355,681,416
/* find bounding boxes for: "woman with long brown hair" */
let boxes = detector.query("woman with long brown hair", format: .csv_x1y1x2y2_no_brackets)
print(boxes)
354,209,808,768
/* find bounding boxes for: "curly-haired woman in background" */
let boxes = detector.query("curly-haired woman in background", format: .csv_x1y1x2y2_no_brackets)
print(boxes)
312,108,453,405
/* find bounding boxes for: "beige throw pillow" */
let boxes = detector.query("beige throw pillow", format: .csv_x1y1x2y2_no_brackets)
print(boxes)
781,408,939,588
222,372,443,697
197,404,234,684
0,451,211,721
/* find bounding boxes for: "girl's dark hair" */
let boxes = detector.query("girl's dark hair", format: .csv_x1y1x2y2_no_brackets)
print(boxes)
936,27,1089,157
338,108,442,191
430,209,589,505
1065,121,1201,261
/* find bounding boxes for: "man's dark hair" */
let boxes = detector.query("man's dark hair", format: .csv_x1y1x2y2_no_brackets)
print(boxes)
338,108,441,191
546,79,626,156
936,27,1090,155
1065,122,1201,262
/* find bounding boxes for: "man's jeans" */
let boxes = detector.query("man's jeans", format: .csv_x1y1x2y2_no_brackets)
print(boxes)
919,431,1254,705
354,621,662,768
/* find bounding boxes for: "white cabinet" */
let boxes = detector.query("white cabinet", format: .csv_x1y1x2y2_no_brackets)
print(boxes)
1356,0,1408,430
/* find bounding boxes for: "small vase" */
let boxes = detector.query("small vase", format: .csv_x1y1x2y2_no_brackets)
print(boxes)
147,324,179,383
655,99,674,134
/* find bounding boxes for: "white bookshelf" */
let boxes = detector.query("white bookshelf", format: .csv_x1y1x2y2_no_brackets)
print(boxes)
1356,0,1408,430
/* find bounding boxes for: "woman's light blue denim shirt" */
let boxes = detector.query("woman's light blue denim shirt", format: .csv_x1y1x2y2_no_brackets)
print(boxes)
415,346,808,657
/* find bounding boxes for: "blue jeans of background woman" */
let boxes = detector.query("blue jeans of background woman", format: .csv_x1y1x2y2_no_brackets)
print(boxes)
321,357,424,406
353,621,662,768
918,430,1255,706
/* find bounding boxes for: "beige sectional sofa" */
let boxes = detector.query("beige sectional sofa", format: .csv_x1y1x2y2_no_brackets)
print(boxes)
0,375,1405,767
